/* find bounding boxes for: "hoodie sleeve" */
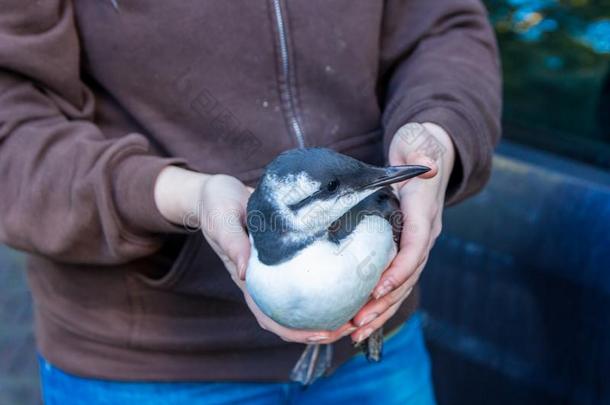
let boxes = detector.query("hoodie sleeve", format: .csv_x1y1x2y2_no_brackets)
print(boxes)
380,0,502,205
0,0,186,264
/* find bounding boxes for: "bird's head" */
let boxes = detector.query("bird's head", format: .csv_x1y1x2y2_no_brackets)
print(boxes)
248,148,430,238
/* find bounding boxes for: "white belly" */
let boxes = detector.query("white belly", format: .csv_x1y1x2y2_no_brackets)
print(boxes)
246,215,397,330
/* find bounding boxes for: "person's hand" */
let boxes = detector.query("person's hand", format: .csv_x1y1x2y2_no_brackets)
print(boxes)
154,167,355,344
200,175,356,343
350,122,455,343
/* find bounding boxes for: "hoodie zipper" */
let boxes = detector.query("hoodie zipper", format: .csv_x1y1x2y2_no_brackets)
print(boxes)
271,0,306,148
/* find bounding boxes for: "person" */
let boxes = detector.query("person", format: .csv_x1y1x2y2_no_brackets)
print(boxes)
0,0,501,403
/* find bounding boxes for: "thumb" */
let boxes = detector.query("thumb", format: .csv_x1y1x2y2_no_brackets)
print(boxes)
222,229,251,280
205,227,251,282
212,206,251,280
404,151,438,178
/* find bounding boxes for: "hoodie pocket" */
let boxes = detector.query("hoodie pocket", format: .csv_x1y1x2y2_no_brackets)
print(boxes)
125,231,269,352
133,232,200,290
133,231,244,302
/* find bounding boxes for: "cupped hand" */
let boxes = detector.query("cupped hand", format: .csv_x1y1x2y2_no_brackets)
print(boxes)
197,173,356,344
156,168,354,343
350,122,456,343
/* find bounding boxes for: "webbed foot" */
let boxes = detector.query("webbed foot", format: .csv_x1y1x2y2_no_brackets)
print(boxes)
290,343,333,386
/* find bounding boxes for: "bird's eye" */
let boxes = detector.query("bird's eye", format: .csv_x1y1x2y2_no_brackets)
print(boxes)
327,179,339,192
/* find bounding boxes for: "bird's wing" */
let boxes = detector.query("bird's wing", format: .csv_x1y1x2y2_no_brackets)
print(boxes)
328,186,402,246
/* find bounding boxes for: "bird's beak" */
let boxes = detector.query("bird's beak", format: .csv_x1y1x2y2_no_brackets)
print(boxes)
359,164,431,190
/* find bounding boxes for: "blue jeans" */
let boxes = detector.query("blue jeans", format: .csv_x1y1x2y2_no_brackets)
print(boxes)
39,313,436,405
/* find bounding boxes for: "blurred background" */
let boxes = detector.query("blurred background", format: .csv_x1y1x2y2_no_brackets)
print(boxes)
1,0,609,404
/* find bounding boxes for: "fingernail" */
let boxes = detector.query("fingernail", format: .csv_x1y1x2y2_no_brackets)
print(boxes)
307,335,329,343
237,259,247,280
358,312,378,327
356,328,374,344
346,326,357,334
374,280,394,299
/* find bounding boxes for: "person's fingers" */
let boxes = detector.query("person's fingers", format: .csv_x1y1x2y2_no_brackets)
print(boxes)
351,255,431,341
243,293,355,343
351,299,403,343
203,233,247,283
405,151,439,178
278,321,356,344
388,122,443,172
204,214,251,280
388,152,439,195
263,317,356,344
373,211,431,299
389,126,439,166
201,191,251,279
219,229,251,280
353,281,413,327
352,254,429,332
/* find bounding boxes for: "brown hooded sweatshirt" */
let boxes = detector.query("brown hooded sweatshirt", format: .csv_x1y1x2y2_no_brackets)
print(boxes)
0,0,501,381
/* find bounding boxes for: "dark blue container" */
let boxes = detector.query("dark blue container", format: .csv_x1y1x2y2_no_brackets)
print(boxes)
421,141,610,405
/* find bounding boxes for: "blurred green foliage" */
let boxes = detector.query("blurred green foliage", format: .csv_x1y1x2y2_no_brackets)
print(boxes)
484,0,610,167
